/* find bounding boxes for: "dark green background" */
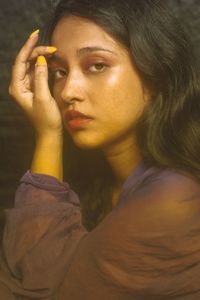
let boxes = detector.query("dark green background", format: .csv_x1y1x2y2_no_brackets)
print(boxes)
0,0,200,234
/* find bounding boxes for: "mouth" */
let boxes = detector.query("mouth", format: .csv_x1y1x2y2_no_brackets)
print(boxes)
64,110,93,130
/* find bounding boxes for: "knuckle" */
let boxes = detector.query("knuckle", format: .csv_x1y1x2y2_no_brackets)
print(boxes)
8,84,18,99
8,85,13,96
31,47,44,58
14,56,20,65
35,68,46,78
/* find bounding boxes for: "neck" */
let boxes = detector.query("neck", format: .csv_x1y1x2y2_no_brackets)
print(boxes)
102,136,142,188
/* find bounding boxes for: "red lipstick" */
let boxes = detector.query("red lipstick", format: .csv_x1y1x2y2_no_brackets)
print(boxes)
64,110,93,129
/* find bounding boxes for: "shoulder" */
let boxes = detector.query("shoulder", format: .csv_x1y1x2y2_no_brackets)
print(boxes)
91,168,200,297
115,166,200,234
127,165,200,203
143,166,200,201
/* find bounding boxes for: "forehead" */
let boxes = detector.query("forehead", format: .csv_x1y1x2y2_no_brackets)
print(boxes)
51,16,125,54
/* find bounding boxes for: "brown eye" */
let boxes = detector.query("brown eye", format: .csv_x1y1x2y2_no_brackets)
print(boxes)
53,69,67,79
88,63,107,72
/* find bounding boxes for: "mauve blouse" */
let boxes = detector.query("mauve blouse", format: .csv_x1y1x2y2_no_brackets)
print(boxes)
0,162,200,299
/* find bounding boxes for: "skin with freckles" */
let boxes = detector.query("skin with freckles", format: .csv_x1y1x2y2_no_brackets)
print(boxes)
50,16,152,189
51,16,150,148
9,15,152,203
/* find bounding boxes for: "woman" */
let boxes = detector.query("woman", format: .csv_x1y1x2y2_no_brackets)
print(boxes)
1,0,200,299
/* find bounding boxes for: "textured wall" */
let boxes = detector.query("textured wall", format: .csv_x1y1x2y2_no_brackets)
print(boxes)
0,0,52,209
0,0,200,222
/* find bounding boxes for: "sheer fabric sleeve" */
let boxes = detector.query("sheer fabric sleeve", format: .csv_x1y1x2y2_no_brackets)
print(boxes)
58,169,200,300
0,171,87,299
1,169,200,300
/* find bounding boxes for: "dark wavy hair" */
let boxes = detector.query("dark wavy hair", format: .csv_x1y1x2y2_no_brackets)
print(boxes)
43,0,200,230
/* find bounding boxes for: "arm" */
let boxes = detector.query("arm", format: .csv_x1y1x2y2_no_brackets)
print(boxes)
1,171,88,299
9,29,63,181
1,29,70,299
4,30,200,300
1,169,200,300
57,170,200,300
31,133,63,181
29,50,63,181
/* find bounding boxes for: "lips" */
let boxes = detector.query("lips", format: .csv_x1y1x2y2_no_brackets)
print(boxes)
64,110,93,130
65,110,92,121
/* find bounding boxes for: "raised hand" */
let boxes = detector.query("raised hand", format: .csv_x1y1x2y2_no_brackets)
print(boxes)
9,29,63,137
9,29,64,180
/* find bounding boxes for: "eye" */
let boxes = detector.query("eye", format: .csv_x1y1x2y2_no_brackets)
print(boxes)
88,63,107,73
51,69,67,80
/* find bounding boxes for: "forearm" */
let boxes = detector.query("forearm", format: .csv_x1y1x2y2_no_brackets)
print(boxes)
31,132,63,181
3,167,85,299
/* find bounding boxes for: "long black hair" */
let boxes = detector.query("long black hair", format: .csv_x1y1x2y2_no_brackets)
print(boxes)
44,0,200,230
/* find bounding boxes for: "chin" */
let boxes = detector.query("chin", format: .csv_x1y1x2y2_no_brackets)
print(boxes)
70,133,102,150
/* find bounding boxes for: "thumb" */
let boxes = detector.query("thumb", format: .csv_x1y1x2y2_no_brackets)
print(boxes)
34,55,52,101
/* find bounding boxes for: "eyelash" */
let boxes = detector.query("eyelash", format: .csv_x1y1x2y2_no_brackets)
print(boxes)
50,62,108,80
88,63,107,73
52,69,67,80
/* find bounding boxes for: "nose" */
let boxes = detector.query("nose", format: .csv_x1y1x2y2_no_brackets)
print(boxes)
60,72,85,105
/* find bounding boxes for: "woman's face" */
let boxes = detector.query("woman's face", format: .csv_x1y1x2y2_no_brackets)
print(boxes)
50,16,151,150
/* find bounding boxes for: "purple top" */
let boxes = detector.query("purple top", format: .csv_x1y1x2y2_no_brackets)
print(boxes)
1,163,200,299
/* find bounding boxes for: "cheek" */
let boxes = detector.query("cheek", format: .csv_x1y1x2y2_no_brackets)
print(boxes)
91,70,126,113
99,70,145,117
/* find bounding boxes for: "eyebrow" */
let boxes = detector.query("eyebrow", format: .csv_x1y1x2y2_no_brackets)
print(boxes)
49,46,117,64
76,46,117,56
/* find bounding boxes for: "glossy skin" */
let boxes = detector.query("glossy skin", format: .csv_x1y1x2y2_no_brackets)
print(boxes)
51,16,151,152
9,15,152,186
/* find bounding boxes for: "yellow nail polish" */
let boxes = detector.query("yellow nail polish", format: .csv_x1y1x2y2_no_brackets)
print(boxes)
46,46,57,53
36,56,47,65
30,29,40,38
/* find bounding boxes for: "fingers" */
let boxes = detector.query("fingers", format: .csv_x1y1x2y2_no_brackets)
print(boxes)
34,56,52,101
10,29,57,85
9,28,57,101
11,30,40,83
8,30,59,133
24,46,57,91
15,29,40,64
29,46,57,61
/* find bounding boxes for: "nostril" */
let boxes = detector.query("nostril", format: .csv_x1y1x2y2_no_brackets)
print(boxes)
60,74,85,103
65,98,76,105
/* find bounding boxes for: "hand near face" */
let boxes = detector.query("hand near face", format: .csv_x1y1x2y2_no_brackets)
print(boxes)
9,30,63,137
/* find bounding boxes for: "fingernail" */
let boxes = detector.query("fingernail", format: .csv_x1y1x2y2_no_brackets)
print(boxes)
36,56,47,65
46,46,57,53
30,29,40,38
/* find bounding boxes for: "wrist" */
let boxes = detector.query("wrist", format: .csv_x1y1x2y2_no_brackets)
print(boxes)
35,129,63,143
31,131,64,181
